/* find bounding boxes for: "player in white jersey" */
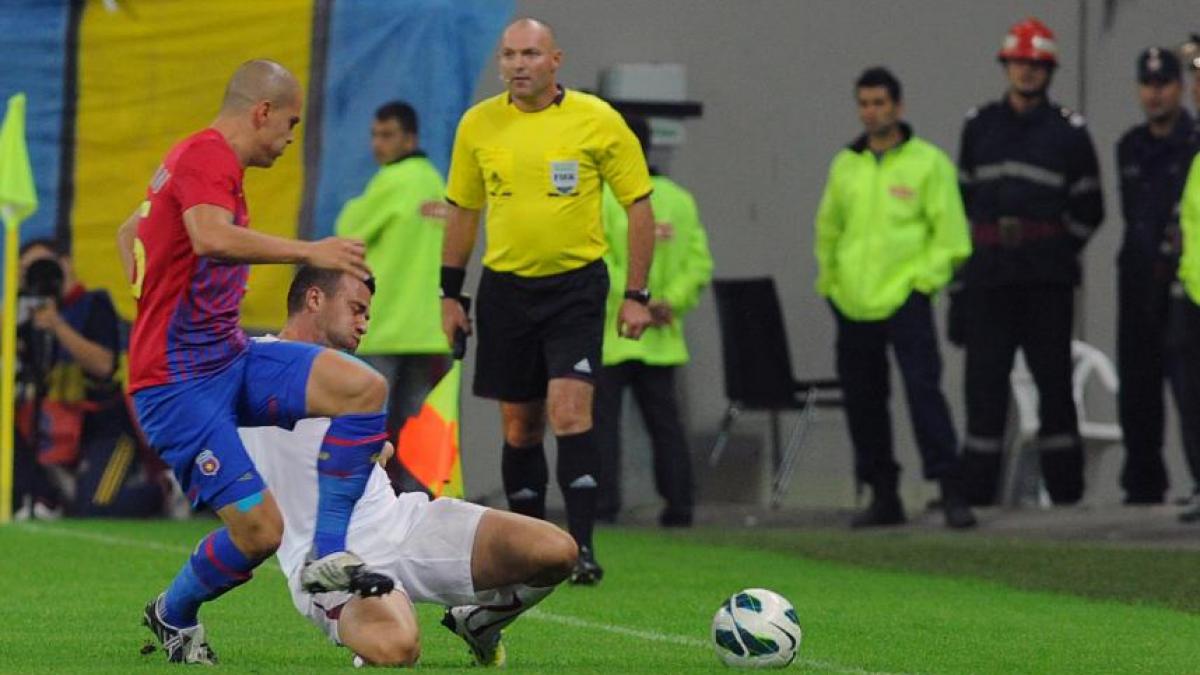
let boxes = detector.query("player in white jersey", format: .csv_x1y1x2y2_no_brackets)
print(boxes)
240,266,578,667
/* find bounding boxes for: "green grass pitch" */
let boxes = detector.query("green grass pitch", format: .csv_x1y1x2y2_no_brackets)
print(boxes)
1,519,1198,673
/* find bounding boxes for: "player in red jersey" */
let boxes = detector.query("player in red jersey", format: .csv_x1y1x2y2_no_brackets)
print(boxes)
116,60,394,664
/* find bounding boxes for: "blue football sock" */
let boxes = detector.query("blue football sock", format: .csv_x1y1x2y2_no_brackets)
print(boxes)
314,412,387,557
161,528,257,628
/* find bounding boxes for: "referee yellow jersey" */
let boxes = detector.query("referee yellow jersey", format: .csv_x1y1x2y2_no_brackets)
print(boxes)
446,87,653,277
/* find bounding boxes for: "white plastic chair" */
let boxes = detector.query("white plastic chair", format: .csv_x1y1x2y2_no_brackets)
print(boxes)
1005,340,1123,506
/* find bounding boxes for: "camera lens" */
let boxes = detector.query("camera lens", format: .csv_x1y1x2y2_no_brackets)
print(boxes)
22,259,63,298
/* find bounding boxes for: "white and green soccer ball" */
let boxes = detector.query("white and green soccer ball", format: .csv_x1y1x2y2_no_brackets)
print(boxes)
711,588,802,668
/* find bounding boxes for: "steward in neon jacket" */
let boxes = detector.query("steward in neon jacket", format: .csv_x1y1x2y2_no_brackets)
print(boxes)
815,123,971,321
1178,154,1200,304
600,176,713,366
335,150,450,355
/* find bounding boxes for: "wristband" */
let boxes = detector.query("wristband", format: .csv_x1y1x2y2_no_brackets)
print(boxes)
441,266,466,299
623,288,651,305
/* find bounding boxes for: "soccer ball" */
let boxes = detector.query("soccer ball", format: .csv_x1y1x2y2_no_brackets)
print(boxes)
711,588,802,668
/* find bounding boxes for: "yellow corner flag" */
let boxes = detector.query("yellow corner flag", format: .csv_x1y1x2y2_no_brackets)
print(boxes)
0,93,38,524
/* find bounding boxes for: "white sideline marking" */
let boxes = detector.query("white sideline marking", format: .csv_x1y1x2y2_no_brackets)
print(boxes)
524,610,909,675
525,608,708,648
19,522,192,554
16,523,910,675
15,522,285,572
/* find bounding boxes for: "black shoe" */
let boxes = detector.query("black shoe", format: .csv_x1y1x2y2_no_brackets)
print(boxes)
569,545,604,585
347,566,395,598
658,508,693,528
942,497,977,529
142,595,218,664
940,478,977,529
1124,493,1165,506
850,494,905,528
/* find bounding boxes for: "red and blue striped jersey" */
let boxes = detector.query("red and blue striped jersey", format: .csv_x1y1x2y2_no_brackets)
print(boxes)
128,128,250,393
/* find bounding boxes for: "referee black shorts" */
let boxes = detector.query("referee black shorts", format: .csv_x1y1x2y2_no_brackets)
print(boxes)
473,259,608,402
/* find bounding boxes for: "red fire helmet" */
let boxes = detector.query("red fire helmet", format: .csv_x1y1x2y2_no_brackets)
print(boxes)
997,17,1058,66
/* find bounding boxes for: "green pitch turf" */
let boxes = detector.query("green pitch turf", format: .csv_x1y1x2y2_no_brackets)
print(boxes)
1,519,1198,673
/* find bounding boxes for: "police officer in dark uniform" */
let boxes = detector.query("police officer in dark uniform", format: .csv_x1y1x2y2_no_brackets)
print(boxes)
1115,47,1200,505
953,18,1104,506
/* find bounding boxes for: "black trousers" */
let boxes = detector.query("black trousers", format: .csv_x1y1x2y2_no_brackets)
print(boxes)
593,362,693,518
362,353,453,495
1166,293,1200,494
961,285,1082,505
832,293,960,491
11,429,60,512
1117,267,1200,499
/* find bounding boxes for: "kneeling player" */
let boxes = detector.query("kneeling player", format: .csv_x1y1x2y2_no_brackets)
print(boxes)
241,266,578,666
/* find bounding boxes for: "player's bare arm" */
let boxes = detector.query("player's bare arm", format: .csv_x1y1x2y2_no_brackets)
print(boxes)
440,203,480,344
182,204,371,280
441,203,480,269
618,197,654,339
116,207,140,282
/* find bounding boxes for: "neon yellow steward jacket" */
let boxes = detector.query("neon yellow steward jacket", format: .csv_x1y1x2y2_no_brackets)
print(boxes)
601,175,713,366
335,151,450,354
1178,153,1200,305
814,125,971,321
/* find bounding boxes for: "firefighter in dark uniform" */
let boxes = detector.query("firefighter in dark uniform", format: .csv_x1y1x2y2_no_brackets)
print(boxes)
1115,48,1200,505
953,18,1104,505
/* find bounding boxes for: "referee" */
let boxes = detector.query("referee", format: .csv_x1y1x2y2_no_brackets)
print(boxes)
441,18,654,585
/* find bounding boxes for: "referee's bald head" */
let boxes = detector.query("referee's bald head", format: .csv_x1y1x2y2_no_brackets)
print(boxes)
502,17,558,51
220,59,301,113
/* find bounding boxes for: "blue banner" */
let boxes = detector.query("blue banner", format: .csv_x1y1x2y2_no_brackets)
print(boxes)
311,0,512,237
0,0,71,244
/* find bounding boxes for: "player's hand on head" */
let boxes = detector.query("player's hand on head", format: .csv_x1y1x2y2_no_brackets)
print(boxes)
618,300,652,340
307,237,371,281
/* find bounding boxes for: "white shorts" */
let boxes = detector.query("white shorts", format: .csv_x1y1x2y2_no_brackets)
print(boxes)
288,495,490,643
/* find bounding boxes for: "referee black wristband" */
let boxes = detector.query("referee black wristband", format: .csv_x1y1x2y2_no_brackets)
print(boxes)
441,266,466,299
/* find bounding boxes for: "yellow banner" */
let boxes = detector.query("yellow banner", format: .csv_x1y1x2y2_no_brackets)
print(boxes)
72,0,313,328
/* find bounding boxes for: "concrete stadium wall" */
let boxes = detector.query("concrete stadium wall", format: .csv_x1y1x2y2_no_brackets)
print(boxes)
453,0,1200,512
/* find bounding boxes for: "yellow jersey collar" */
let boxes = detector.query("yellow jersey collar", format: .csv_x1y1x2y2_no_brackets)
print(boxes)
506,85,566,109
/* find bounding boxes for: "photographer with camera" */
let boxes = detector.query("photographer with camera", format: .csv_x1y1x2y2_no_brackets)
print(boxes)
12,238,136,518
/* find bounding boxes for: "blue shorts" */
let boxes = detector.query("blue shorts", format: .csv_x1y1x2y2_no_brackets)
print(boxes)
133,340,322,510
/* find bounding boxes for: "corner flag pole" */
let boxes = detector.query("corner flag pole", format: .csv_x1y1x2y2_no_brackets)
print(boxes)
0,93,39,524
0,204,18,524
